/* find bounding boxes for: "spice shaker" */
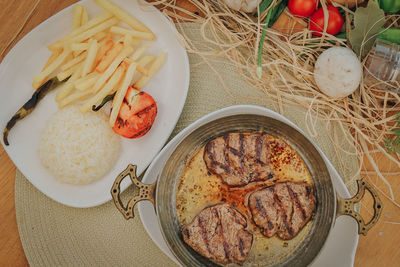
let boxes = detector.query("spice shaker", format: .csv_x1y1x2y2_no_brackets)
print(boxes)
365,39,400,93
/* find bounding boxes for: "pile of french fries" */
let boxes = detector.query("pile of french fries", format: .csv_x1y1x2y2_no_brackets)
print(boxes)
32,0,165,127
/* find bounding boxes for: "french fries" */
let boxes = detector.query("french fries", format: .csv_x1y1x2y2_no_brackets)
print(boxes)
136,52,165,89
68,17,119,45
94,0,154,35
96,41,123,73
75,73,99,91
81,39,99,76
137,55,155,69
33,0,165,131
92,31,108,42
61,51,87,71
71,43,89,52
122,34,141,47
135,55,155,76
72,5,84,30
80,65,124,113
81,7,89,25
92,38,114,70
33,48,71,89
59,89,94,109
48,12,113,50
56,64,83,102
109,62,137,126
42,49,62,71
110,26,155,41
57,63,80,81
130,44,149,61
92,46,133,93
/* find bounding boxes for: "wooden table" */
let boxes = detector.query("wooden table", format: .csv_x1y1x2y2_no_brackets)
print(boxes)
0,1,399,266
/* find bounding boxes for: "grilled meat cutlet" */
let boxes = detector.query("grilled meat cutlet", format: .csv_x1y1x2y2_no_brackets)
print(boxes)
203,132,276,186
182,203,253,265
248,181,316,240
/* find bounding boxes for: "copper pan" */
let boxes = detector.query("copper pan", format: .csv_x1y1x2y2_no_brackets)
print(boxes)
111,107,382,266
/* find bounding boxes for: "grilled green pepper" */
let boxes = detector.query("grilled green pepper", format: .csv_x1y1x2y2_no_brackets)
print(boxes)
378,28,400,45
3,77,67,146
335,28,400,45
92,92,115,111
379,0,400,13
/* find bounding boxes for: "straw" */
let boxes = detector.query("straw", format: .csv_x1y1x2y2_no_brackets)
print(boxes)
143,0,400,208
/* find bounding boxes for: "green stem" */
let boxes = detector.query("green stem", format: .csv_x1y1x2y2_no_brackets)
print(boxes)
335,28,400,45
335,32,347,40
269,0,287,26
378,28,400,45
257,7,273,79
259,0,274,14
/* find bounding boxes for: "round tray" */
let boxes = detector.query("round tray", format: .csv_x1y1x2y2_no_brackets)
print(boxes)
138,105,358,267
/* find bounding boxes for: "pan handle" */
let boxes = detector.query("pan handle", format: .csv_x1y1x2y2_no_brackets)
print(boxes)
111,164,156,220
336,178,382,236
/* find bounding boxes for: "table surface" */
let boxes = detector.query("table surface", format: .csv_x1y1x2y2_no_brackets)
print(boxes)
0,0,399,266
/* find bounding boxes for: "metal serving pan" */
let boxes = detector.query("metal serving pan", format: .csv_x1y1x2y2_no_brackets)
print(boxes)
111,108,382,266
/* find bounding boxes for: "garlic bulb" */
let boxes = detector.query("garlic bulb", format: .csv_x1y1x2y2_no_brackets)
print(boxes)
314,47,362,98
223,0,262,13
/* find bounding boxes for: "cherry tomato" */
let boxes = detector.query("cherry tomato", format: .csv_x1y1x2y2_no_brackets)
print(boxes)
288,0,317,18
112,87,157,138
309,5,344,36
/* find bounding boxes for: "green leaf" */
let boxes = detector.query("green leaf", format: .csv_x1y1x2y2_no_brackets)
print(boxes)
392,128,400,136
384,112,400,154
269,0,288,27
259,0,274,14
349,0,385,58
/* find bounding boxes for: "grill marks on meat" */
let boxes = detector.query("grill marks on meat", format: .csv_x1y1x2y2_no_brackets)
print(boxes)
248,181,316,240
204,133,275,186
182,203,253,265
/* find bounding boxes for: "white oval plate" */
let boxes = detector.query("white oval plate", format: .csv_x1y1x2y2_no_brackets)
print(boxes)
0,0,189,208
138,105,358,267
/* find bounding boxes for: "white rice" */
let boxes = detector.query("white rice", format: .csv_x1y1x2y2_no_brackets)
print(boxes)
38,105,121,185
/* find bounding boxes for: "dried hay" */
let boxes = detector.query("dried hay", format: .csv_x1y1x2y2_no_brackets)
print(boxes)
2,0,399,210
143,0,400,207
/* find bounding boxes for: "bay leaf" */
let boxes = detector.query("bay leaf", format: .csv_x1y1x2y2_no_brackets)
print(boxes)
349,0,385,58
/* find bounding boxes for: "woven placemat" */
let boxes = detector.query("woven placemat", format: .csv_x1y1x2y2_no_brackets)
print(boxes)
15,23,358,266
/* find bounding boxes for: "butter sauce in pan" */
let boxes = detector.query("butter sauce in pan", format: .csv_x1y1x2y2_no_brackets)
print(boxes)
176,132,315,266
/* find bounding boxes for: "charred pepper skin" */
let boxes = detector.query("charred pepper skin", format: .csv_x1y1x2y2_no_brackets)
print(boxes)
3,77,67,146
92,92,115,111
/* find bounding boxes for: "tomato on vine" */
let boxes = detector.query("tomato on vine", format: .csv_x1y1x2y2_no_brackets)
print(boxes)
288,0,318,18
309,5,344,36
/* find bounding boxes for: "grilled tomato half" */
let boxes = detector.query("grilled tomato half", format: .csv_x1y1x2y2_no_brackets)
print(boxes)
112,86,157,138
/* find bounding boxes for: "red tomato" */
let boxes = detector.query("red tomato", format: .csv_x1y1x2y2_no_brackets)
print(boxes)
112,87,157,138
288,0,317,18
309,5,344,36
